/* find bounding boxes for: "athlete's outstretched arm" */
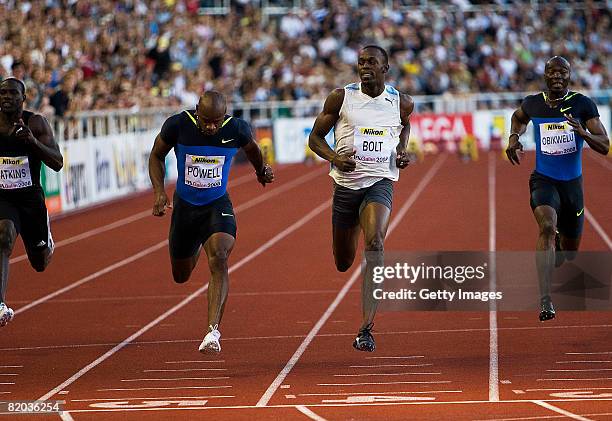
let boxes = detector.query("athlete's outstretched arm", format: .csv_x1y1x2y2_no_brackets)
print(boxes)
506,106,531,165
242,140,274,186
565,114,609,155
396,93,415,169
308,88,355,172
149,134,173,216
13,114,63,172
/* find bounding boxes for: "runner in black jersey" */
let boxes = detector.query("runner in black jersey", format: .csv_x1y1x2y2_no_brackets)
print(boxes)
0,78,63,327
149,90,273,353
506,57,609,321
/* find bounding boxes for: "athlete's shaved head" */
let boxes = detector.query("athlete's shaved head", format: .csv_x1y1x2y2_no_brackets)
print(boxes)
544,56,571,95
545,56,570,71
196,90,227,135
198,90,227,118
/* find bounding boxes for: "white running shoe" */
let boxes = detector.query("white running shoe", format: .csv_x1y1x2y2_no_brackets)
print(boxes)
198,325,221,353
0,303,14,327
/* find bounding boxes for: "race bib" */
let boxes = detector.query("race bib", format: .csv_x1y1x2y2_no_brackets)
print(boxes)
0,156,32,189
539,121,577,156
184,155,225,189
353,126,396,164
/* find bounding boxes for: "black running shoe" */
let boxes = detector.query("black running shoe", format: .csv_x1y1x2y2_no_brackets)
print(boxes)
554,231,565,268
539,296,556,322
353,323,375,352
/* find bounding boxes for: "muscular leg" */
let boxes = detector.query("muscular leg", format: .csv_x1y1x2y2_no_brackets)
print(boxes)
333,224,360,272
170,247,201,284
26,244,53,272
534,205,557,303
359,203,391,330
560,235,581,261
0,220,17,303
203,232,235,328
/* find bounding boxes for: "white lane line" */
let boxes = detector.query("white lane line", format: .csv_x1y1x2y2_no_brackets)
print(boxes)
0,392,10,394
143,369,227,372
59,411,74,421
0,366,22,368
526,387,612,391
15,242,167,315
32,398,612,413
120,377,229,382
5,324,612,352
9,209,151,265
97,386,233,392
71,395,235,402
365,356,425,359
333,372,441,377
585,208,612,250
0,374,18,376
547,369,612,372
489,152,499,403
296,405,328,421
255,154,447,407
8,167,267,265
0,382,15,385
537,377,612,381
298,390,462,396
38,199,331,402
317,381,451,386
350,364,433,368
557,361,611,364
9,289,343,305
567,352,612,355
16,165,326,314
166,360,225,364
532,400,593,421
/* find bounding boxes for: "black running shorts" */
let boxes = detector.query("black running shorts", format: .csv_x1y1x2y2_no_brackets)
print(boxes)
332,178,393,228
0,187,53,254
529,171,584,239
169,192,237,259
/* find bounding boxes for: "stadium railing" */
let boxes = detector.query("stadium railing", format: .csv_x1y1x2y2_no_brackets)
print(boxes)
49,89,612,142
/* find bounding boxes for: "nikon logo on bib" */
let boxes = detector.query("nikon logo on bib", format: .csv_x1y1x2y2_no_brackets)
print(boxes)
0,156,32,189
191,156,222,165
354,126,395,164
539,121,577,156
185,154,225,189
359,128,388,137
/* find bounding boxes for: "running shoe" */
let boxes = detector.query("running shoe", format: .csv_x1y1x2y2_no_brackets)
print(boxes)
353,323,375,352
198,325,221,353
0,303,14,327
539,296,556,322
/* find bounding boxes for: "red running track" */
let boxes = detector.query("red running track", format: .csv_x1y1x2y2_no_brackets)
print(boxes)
1,152,611,420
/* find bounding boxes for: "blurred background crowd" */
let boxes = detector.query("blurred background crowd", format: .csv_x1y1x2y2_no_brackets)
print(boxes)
0,0,610,117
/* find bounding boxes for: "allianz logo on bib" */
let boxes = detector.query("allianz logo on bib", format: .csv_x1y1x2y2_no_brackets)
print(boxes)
360,128,387,136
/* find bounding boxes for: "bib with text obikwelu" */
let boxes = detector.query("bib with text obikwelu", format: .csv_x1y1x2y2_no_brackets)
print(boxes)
353,126,395,164
0,156,32,189
539,121,576,156
184,155,225,189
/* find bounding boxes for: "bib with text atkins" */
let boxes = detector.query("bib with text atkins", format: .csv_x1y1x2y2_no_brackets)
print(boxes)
539,121,576,156
354,126,395,164
185,154,225,189
0,156,32,189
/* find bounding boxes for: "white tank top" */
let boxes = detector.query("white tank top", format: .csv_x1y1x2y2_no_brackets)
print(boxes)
330,83,402,189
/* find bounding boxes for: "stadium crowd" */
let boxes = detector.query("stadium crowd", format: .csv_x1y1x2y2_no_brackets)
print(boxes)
0,0,610,116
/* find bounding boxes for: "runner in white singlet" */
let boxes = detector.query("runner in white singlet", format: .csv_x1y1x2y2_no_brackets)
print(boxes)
308,46,415,352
